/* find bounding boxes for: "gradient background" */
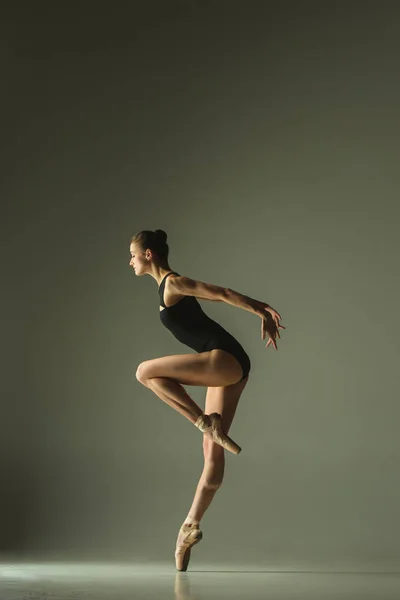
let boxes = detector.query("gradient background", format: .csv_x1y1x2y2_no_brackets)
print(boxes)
2,0,400,571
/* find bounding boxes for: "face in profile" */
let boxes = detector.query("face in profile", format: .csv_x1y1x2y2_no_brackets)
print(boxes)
129,243,144,275
129,242,167,276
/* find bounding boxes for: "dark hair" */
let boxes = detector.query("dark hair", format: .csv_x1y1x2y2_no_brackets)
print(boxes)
130,229,169,266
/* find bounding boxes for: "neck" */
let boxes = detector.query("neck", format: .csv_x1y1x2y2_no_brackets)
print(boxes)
149,266,174,287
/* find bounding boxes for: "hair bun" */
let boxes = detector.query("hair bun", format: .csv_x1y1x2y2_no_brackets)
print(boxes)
155,229,167,243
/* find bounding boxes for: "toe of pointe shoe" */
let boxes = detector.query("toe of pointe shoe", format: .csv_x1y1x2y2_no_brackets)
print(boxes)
208,413,242,455
175,524,203,571
175,548,191,572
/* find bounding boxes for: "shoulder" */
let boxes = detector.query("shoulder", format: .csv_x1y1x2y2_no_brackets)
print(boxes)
167,275,194,293
168,275,226,301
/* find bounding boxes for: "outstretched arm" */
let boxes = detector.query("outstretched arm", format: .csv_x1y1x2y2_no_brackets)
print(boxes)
170,275,264,315
223,288,264,316
170,276,285,348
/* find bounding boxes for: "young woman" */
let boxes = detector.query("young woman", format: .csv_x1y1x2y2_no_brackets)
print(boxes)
129,229,285,571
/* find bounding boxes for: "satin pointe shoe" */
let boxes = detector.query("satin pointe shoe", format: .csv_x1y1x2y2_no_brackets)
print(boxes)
175,522,203,571
194,412,242,455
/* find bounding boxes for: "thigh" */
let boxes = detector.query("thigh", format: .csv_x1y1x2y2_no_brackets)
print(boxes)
136,351,243,387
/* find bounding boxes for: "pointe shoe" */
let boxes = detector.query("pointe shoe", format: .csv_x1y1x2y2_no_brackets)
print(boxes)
194,412,242,455
175,523,203,571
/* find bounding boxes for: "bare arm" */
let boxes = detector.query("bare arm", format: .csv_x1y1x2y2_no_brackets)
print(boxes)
224,288,285,350
222,288,264,316
171,276,227,302
170,276,265,314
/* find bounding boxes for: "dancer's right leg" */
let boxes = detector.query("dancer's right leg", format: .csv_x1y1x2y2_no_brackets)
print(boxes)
183,375,249,523
175,440,224,570
184,439,225,525
175,376,249,570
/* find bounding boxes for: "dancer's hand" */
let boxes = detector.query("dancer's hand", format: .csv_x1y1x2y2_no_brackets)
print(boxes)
259,307,286,350
256,301,285,330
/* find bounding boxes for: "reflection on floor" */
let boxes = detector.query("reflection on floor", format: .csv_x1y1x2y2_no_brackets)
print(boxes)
0,563,399,600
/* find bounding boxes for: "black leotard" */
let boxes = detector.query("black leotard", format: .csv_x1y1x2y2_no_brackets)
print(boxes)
159,272,251,381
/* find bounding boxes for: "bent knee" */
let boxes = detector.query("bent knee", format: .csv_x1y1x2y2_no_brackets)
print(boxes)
135,362,148,383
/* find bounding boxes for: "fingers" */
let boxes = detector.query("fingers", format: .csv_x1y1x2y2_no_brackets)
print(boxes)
262,315,285,348
273,315,286,330
269,306,282,320
272,309,282,321
272,320,281,339
266,337,278,350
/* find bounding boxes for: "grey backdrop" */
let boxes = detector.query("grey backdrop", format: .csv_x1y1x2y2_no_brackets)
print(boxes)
2,1,400,571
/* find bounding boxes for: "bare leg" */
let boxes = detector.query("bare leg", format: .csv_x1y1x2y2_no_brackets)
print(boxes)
175,439,224,569
142,376,203,424
183,439,225,524
175,378,248,570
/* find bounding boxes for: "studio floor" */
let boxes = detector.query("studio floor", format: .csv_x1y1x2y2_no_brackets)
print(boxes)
1,563,400,600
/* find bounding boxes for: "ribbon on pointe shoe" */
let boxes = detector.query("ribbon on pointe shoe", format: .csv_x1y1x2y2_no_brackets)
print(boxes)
194,412,241,455
194,413,212,432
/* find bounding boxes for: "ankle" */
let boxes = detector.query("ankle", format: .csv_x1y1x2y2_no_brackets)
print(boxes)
194,413,211,431
183,518,200,527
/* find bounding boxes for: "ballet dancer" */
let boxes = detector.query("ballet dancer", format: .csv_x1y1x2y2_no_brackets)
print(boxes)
129,229,285,571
